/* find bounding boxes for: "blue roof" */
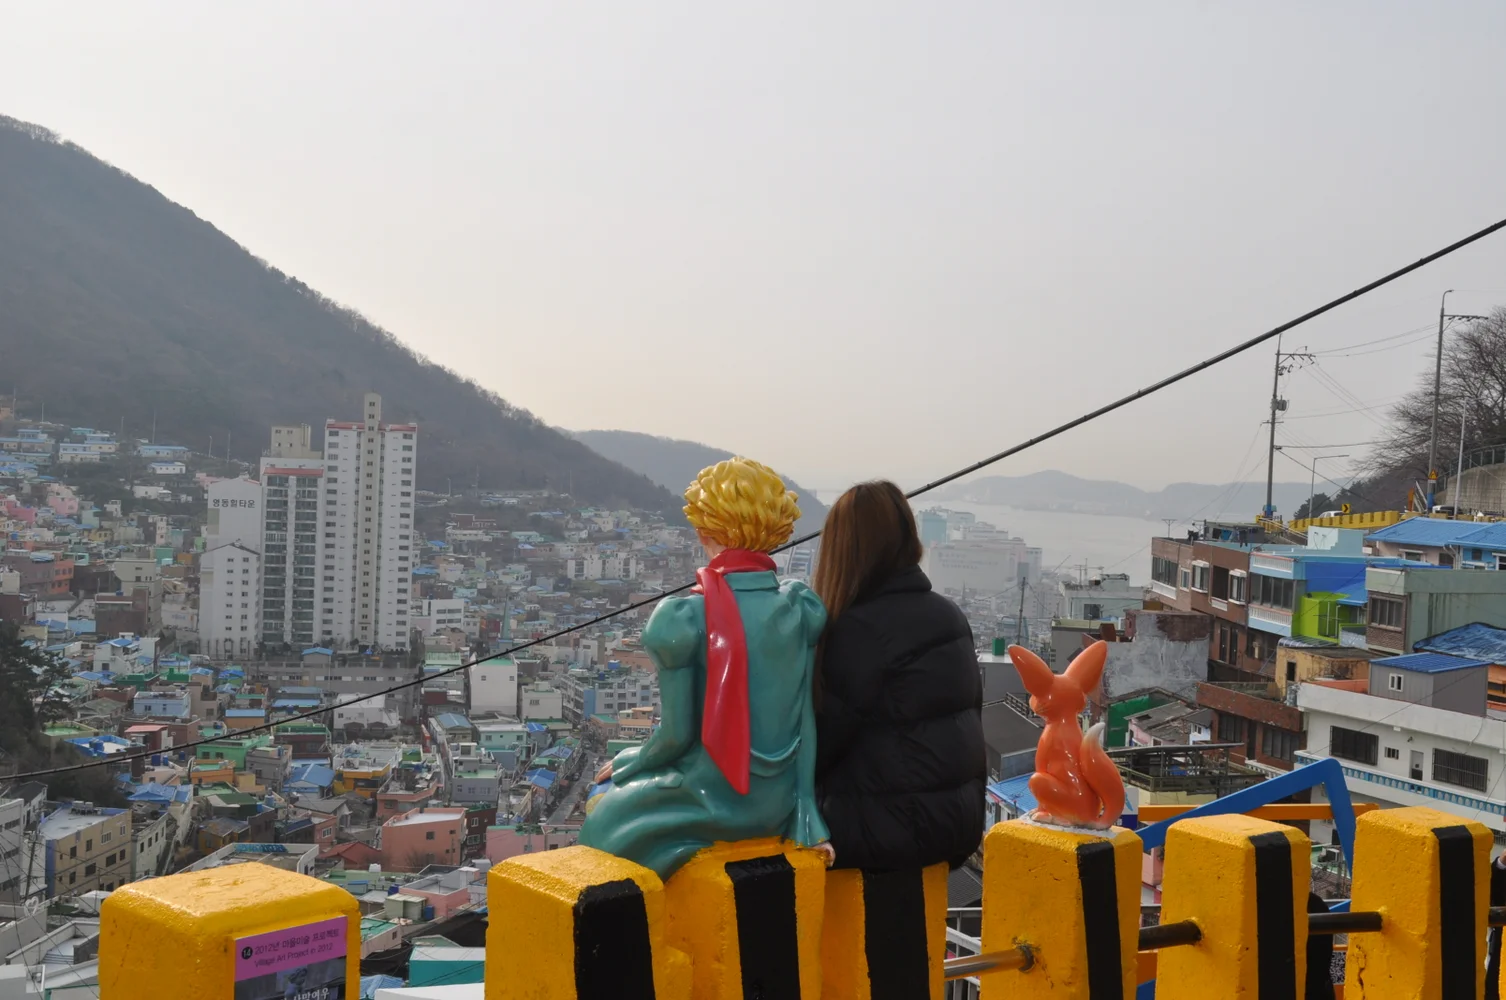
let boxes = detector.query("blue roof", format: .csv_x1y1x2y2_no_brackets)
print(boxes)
525,722,547,733
524,769,555,790
987,774,1038,815
288,762,335,787
361,975,405,998
1415,623,1506,665
1371,652,1493,674
1455,523,1506,551
225,708,266,718
273,699,322,709
435,713,471,730
129,783,192,804
1365,518,1485,547
302,647,334,656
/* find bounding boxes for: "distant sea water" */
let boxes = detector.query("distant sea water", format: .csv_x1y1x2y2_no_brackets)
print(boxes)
814,491,1166,584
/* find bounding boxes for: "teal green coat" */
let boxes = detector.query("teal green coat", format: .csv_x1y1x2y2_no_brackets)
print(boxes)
578,571,829,879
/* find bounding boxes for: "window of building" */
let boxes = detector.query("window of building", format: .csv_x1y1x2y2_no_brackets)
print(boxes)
1385,746,1400,760
425,831,435,841
1388,673,1404,692
1229,571,1248,604
1261,726,1298,762
1370,596,1404,629
1217,713,1243,743
1151,556,1178,587
1211,565,1230,600
1330,725,1379,766
1189,562,1210,592
85,863,96,876
1400,549,1424,562
1434,748,1489,792
1252,575,1295,609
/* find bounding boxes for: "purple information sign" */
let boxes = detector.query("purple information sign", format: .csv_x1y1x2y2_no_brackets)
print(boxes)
234,916,347,1000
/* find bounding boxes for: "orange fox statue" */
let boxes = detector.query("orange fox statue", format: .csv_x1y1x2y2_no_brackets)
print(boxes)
1008,640,1125,829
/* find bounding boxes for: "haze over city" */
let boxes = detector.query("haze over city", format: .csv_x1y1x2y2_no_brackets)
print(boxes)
5,2,1505,491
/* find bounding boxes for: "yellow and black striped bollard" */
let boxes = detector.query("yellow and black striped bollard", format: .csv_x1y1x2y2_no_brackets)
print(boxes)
1157,814,1309,1000
662,837,827,1000
981,820,1141,999
821,863,949,999
486,845,691,1000
1345,806,1490,1000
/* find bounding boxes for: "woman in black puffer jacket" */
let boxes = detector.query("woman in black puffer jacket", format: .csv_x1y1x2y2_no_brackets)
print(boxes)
813,480,986,871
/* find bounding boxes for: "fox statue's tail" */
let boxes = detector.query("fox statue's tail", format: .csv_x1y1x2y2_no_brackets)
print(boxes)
1079,722,1126,828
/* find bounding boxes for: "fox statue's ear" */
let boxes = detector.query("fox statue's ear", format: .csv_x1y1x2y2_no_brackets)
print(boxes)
1064,640,1108,696
1009,645,1055,700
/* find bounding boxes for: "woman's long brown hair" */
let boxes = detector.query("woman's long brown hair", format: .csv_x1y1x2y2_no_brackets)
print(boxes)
811,480,924,704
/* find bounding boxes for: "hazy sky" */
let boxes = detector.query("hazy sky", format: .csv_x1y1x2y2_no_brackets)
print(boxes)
5,3,1505,498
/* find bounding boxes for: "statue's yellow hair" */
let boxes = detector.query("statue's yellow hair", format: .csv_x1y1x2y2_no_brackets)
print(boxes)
683,457,801,552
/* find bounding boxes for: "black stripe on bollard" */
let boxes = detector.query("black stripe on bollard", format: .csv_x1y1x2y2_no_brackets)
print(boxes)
1436,825,1477,1000
863,868,930,1000
727,854,803,999
574,878,657,1000
1077,840,1124,1000
1251,831,1297,1000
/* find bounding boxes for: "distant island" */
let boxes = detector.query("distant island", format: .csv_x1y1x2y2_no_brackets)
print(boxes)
928,470,1316,522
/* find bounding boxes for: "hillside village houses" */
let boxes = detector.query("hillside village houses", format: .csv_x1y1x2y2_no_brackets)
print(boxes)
0,400,716,979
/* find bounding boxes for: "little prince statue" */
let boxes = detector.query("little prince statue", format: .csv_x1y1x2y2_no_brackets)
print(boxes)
578,457,831,878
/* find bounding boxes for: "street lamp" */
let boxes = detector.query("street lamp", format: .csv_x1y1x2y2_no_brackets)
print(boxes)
1426,291,1490,510
1308,454,1350,521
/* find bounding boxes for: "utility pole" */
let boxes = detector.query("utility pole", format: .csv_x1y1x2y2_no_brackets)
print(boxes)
1264,337,1314,520
1452,411,1468,517
1162,518,1176,538
1425,291,1489,512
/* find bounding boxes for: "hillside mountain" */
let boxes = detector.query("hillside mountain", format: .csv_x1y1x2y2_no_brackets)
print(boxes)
931,470,1319,521
572,430,828,535
0,115,680,514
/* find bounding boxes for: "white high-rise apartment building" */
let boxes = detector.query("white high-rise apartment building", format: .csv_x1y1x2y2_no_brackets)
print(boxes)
201,477,264,660
258,453,326,650
321,393,417,651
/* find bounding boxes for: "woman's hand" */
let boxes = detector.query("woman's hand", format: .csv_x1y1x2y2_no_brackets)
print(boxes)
594,760,614,783
811,842,836,868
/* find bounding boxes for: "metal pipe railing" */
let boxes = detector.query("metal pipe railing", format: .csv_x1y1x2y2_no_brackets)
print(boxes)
942,908,1506,982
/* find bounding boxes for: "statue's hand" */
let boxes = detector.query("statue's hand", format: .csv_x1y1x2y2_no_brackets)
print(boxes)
811,842,836,868
594,761,614,784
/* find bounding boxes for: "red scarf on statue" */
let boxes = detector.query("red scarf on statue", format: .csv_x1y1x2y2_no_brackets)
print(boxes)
693,548,776,795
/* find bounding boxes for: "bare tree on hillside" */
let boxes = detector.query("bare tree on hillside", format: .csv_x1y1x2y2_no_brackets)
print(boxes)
1364,308,1506,496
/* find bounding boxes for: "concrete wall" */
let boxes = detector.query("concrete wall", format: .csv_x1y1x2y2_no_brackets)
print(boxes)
1105,610,1211,702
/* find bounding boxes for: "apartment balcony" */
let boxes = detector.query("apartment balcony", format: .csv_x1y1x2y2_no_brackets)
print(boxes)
1247,604,1292,637
1249,553,1296,577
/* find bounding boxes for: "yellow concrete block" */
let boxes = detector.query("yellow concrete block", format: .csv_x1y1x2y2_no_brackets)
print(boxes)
1346,806,1489,1000
99,863,359,1000
819,863,948,999
1157,814,1309,1000
663,837,827,1000
980,820,1141,1000
487,844,688,1000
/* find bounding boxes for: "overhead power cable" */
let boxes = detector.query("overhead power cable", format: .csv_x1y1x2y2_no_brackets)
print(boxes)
10,214,1506,781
